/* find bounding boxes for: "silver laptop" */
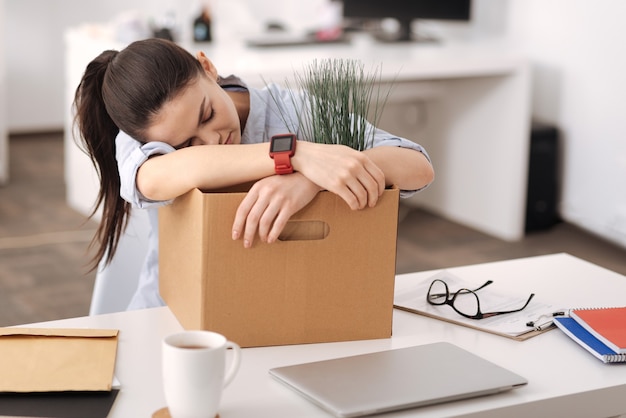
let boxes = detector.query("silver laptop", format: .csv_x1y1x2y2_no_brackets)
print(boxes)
269,342,527,417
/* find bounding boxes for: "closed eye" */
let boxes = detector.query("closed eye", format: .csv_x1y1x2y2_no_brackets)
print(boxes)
173,138,193,150
202,108,215,124
173,109,215,149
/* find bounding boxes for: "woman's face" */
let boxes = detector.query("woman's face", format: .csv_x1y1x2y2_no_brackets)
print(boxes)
144,74,242,149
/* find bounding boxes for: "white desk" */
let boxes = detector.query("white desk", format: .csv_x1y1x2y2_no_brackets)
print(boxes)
65,29,530,241
28,254,626,417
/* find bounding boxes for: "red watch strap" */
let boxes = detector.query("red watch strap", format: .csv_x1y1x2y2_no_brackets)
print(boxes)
270,134,296,175
273,153,293,175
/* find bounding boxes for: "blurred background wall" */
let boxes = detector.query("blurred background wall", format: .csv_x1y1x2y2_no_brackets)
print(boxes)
2,0,626,250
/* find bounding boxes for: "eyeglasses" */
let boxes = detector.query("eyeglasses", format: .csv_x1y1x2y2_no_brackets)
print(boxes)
426,279,535,320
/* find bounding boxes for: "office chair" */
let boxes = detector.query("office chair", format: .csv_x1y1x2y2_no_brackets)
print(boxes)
89,209,150,315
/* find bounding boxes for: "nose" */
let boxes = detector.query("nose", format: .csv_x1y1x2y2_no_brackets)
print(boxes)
193,130,221,146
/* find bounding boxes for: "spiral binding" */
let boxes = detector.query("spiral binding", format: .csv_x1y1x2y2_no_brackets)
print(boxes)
553,311,626,363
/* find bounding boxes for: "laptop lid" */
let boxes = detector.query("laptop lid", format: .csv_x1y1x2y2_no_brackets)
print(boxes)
269,342,527,418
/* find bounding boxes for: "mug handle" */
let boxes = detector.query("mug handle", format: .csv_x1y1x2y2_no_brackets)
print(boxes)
223,341,241,387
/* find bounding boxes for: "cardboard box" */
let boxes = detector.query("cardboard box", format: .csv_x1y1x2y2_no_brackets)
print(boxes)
159,186,399,347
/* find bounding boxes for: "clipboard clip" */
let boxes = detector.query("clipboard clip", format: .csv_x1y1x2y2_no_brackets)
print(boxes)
526,311,567,331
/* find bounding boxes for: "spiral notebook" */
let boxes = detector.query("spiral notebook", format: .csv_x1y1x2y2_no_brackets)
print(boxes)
569,307,626,353
554,308,626,364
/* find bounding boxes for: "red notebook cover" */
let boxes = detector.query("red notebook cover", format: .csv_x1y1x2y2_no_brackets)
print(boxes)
570,307,626,354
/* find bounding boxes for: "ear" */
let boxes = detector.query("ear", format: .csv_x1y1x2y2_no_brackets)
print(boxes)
196,51,219,80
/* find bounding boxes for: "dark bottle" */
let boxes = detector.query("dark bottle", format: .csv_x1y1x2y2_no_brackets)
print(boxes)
193,8,212,42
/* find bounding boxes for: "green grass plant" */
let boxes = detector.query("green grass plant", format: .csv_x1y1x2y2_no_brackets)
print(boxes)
268,59,391,151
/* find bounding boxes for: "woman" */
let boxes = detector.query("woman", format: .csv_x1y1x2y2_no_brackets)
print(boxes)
73,38,434,309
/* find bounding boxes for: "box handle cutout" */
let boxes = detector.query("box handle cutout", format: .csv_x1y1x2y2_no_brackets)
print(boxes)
278,220,329,241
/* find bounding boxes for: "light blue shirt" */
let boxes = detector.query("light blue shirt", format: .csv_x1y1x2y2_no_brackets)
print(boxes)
115,77,430,310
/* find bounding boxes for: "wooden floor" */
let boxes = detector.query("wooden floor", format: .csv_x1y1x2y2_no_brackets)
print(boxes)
1,132,625,327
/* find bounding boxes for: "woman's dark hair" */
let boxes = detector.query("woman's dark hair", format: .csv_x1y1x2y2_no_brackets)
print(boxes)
73,38,204,270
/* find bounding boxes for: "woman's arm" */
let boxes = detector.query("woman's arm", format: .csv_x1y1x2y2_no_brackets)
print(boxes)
136,138,433,249
363,146,434,191
136,143,273,201
136,140,387,210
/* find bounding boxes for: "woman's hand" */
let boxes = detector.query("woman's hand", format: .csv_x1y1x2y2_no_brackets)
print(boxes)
292,142,386,210
232,173,321,248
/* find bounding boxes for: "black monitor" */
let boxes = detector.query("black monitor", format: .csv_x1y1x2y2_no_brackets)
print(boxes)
342,0,472,42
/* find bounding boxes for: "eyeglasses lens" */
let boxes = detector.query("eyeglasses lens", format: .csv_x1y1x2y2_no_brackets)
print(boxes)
451,289,480,318
427,279,448,305
428,279,481,317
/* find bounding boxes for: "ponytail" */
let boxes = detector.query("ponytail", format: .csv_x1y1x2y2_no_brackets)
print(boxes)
72,38,205,271
73,50,130,270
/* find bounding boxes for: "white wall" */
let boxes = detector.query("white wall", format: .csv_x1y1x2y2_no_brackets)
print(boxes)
4,0,626,249
0,0,7,183
3,0,330,133
2,0,490,133
505,0,626,248
4,0,206,133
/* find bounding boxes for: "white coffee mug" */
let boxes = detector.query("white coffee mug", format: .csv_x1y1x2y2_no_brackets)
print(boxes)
162,330,241,418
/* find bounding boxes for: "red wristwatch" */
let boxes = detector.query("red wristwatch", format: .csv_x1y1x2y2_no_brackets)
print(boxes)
269,134,297,175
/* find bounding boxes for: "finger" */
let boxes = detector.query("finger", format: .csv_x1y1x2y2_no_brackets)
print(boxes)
347,179,369,210
242,201,266,248
366,181,380,208
364,160,386,197
354,170,380,208
348,163,383,209
267,209,291,244
335,186,360,210
257,202,281,243
232,192,258,241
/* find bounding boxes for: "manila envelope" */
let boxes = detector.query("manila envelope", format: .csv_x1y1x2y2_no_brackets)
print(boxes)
0,328,119,392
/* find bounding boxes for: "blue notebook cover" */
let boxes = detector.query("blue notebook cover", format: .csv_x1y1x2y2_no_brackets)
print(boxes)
554,316,626,364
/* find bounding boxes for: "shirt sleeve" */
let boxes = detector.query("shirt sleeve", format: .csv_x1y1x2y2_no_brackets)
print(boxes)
115,131,175,209
370,126,432,198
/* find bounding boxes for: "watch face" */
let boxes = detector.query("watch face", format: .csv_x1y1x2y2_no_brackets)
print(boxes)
271,135,294,152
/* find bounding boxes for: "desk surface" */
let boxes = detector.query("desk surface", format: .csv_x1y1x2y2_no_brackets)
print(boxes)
26,253,626,418
67,28,525,87
190,37,526,87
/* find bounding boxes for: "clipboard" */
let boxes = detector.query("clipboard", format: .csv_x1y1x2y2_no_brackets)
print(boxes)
394,305,549,341
394,271,559,341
